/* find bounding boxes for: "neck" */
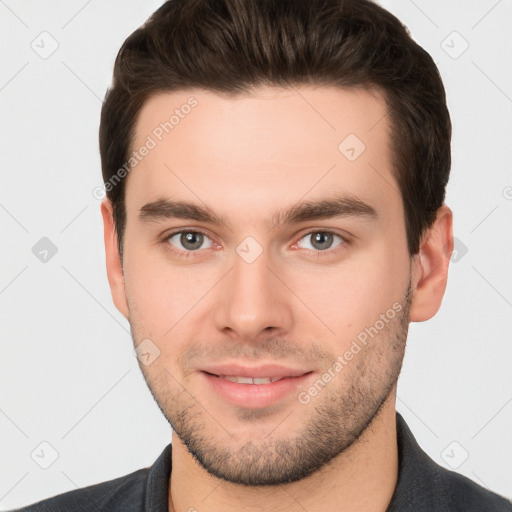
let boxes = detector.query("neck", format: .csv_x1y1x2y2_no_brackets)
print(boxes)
168,392,398,512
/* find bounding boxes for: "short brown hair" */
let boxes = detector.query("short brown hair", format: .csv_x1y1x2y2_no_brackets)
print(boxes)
99,0,451,260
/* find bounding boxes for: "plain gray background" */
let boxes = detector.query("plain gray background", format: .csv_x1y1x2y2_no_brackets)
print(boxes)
1,0,511,508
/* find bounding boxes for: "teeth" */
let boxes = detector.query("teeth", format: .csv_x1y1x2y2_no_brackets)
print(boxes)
253,377,272,384
229,376,254,384
219,375,283,384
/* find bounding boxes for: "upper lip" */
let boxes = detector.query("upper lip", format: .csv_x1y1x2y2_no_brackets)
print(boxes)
201,363,311,379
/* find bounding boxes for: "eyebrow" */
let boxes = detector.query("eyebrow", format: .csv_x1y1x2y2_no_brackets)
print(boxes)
138,194,378,229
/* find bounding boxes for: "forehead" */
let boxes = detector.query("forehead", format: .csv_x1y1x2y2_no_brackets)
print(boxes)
125,85,399,225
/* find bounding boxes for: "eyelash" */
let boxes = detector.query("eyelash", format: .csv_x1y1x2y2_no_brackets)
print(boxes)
159,228,350,259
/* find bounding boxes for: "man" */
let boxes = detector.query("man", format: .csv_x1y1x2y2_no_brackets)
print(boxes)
12,0,511,510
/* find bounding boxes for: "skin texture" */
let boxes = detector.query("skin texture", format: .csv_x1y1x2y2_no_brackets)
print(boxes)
101,85,453,512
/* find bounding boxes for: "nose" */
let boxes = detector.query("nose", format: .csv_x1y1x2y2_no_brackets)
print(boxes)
213,243,293,343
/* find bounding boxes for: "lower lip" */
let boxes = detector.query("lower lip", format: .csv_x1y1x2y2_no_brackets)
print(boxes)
201,371,313,408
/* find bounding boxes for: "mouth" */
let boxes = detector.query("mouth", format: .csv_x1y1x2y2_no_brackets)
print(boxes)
204,373,288,384
199,364,314,408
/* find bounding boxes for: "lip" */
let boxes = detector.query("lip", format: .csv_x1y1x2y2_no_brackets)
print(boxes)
199,363,314,409
200,363,310,379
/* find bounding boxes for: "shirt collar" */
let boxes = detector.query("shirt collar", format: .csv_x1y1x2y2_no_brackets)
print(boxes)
386,412,447,511
145,442,172,512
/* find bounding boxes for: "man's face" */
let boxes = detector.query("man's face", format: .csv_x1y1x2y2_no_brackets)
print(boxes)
115,86,414,484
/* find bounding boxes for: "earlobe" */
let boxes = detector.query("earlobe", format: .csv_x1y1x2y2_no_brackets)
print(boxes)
100,198,130,320
409,205,453,322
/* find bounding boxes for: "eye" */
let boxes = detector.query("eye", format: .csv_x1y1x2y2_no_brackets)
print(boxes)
161,229,348,258
296,230,346,253
166,230,214,252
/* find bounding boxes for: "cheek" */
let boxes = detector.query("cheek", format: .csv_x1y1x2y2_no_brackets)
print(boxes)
123,247,218,341
287,247,409,342
124,267,193,375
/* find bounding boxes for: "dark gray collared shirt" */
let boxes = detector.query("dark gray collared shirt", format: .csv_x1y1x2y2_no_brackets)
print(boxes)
11,413,512,511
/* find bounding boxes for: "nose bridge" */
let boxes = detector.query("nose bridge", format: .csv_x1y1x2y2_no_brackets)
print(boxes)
213,238,292,340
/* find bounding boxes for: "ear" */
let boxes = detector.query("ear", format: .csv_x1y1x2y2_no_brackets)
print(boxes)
409,204,453,322
100,198,129,320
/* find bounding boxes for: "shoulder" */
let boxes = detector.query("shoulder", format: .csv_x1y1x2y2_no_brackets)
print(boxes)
8,467,149,512
390,413,512,511
437,466,512,512
8,442,173,512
